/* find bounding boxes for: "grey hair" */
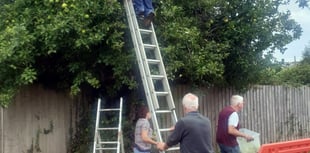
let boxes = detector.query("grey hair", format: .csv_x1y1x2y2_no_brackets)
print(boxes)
182,93,199,110
230,95,244,106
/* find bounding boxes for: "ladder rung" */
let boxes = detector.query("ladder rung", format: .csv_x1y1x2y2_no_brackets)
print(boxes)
167,146,180,151
98,127,118,130
144,44,156,49
159,128,172,132
147,59,160,64
140,29,152,34
96,147,117,150
151,75,164,80
98,141,118,144
100,108,120,111
155,91,169,96
155,110,172,113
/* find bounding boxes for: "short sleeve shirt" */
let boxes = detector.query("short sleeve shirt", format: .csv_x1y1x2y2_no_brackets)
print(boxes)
228,112,239,127
134,118,153,150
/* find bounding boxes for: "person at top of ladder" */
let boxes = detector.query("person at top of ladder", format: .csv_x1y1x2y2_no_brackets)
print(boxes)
133,0,155,27
133,105,159,153
156,93,214,153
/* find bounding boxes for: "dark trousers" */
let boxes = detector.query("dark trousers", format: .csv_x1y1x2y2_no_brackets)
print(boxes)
218,143,240,153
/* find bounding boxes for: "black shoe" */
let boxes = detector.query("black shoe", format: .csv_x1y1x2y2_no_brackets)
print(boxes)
143,12,155,28
136,11,144,20
137,13,145,28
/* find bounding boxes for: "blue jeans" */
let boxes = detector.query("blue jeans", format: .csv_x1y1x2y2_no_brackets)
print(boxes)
133,0,154,17
133,147,150,153
218,143,240,153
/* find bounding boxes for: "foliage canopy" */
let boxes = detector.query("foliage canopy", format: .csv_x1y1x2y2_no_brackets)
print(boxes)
274,43,310,86
0,0,304,106
155,0,301,89
0,0,136,107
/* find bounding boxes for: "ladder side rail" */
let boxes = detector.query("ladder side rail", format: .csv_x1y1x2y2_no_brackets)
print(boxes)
124,0,154,109
139,27,177,153
149,101,164,143
96,134,104,153
128,3,166,146
144,16,180,153
126,0,160,111
150,25,176,111
93,99,102,153
117,97,123,153
124,0,164,144
124,1,179,152
142,25,164,110
137,30,167,150
149,24,178,124
120,134,125,153
124,0,162,112
120,98,125,153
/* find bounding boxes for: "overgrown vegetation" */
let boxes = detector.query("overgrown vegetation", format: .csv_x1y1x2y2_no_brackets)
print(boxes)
155,0,302,90
0,0,306,106
278,45,310,86
0,0,136,107
259,43,310,86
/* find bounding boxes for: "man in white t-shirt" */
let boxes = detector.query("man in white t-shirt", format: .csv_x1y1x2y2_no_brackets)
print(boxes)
216,95,253,153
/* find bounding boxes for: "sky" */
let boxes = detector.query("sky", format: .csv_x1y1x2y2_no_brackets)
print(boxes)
273,3,310,62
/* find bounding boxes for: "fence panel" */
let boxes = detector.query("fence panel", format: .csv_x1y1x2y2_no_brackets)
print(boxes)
1,85,78,153
1,85,309,153
171,85,310,148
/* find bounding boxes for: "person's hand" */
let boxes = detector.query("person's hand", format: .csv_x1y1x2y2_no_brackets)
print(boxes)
244,135,254,142
151,132,157,140
156,142,166,151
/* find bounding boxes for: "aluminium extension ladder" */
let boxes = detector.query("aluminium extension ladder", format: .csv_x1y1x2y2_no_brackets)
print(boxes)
92,98,124,153
124,0,179,152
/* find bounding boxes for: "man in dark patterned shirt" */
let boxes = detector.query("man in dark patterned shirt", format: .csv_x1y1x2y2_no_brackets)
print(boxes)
157,93,214,153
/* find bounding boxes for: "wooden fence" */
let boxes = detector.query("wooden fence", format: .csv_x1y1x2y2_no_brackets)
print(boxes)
171,85,310,149
0,85,79,153
0,85,309,153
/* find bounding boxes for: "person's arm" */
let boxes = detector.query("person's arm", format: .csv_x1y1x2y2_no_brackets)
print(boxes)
228,112,254,141
169,125,175,131
165,120,184,148
156,125,175,151
228,125,253,141
157,142,169,151
141,129,158,145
